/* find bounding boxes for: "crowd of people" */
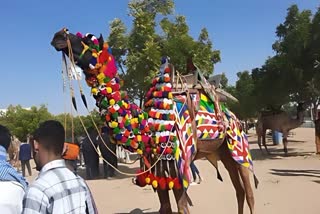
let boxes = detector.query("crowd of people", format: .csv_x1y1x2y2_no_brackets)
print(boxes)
0,121,98,213
0,120,203,213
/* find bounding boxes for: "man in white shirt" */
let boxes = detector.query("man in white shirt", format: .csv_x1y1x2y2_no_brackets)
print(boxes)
22,120,97,213
0,125,28,213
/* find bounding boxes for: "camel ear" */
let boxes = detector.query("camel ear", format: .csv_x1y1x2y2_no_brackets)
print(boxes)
98,34,104,50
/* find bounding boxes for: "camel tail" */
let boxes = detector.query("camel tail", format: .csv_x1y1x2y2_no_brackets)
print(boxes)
217,168,223,182
253,174,259,189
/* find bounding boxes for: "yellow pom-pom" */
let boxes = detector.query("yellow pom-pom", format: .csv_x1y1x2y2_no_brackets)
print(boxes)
109,99,115,106
152,180,158,188
91,88,98,95
97,73,105,84
137,149,143,155
168,92,173,99
145,177,151,184
153,148,157,153
110,121,118,128
137,135,142,142
106,87,112,94
168,181,174,189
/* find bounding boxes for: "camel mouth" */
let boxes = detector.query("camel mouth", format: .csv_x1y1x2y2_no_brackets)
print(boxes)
51,40,67,51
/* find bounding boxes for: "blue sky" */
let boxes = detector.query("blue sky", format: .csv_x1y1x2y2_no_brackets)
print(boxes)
0,0,319,115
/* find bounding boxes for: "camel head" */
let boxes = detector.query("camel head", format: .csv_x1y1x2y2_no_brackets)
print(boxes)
296,102,308,124
297,102,307,112
51,28,104,72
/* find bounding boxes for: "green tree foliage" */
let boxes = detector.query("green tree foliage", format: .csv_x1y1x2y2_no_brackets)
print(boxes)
0,105,103,141
107,0,220,106
0,105,53,140
55,109,103,140
252,56,292,110
253,4,320,116
108,18,128,75
227,71,256,121
219,72,229,89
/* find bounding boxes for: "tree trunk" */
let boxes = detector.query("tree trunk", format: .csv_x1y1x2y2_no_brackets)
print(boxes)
315,119,320,154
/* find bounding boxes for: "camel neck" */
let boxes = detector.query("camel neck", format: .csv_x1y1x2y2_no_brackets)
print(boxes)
288,111,304,130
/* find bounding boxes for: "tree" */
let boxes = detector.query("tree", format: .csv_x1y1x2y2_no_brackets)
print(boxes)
227,71,256,132
108,18,128,75
219,72,229,89
0,105,53,140
159,17,220,76
55,109,103,140
107,0,220,106
252,56,292,111
254,4,320,152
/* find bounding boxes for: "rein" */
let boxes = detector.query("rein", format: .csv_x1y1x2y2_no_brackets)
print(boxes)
62,34,173,176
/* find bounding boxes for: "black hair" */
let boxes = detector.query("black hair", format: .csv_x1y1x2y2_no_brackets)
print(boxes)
33,120,65,155
0,125,11,151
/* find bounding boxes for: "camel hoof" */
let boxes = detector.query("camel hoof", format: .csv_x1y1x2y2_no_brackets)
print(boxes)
159,207,173,214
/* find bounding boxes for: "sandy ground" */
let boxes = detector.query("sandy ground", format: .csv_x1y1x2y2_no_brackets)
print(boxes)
26,127,320,214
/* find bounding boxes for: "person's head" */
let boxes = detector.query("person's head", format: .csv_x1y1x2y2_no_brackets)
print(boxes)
0,125,11,151
33,120,65,171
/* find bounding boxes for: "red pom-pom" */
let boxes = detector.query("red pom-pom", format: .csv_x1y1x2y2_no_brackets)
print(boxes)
173,178,182,189
165,147,172,154
135,170,148,187
159,177,167,190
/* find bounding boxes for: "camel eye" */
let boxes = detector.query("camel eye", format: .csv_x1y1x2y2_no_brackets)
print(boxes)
63,28,69,38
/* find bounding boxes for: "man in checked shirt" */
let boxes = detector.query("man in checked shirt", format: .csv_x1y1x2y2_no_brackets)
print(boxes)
22,120,98,214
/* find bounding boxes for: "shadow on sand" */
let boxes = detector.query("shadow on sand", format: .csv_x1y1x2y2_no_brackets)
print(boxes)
115,208,179,214
249,138,312,161
270,169,320,179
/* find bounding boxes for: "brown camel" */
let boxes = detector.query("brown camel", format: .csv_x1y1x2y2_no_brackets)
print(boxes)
8,136,21,170
51,28,257,214
256,103,306,155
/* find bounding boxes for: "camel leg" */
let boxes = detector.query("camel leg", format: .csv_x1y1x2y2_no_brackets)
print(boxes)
239,166,255,214
157,189,173,214
173,188,190,214
208,150,245,214
282,136,288,156
257,134,263,153
261,129,270,154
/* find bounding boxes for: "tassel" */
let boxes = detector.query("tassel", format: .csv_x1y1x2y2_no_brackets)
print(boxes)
254,174,259,189
216,168,223,182
81,93,88,108
72,96,77,111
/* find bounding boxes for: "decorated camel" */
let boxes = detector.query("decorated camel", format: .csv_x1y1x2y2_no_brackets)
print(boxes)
256,103,306,155
51,28,258,214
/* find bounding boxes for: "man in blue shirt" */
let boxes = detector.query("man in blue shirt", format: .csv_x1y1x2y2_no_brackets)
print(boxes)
0,125,28,213
19,138,32,177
